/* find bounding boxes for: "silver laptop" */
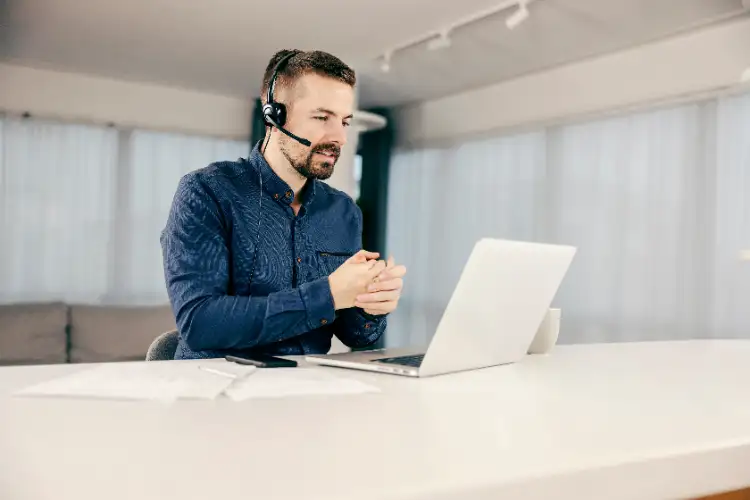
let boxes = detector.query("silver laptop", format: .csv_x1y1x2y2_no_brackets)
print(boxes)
305,238,576,377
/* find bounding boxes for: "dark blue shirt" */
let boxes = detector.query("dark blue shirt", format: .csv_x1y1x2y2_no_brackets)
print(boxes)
160,142,387,360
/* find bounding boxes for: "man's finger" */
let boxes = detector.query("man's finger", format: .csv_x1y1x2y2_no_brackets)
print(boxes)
367,278,403,293
376,264,407,281
357,301,396,313
356,290,400,303
367,260,387,276
348,250,380,263
348,253,366,264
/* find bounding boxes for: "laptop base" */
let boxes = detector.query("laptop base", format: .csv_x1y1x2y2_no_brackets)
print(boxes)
305,348,425,377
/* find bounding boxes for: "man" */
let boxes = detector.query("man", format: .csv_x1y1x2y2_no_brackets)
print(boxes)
160,49,406,360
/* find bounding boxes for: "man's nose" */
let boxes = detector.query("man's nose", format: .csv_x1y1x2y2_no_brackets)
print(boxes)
327,122,348,146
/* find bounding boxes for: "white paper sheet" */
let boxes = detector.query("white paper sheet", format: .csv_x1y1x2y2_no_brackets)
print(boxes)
224,368,380,401
13,362,256,402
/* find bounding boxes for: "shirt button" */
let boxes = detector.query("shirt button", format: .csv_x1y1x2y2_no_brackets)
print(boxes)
273,193,279,200
285,190,293,198
364,323,371,329
297,257,302,263
320,319,328,325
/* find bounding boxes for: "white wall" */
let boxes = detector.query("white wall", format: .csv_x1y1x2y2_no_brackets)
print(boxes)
0,63,252,139
394,17,750,148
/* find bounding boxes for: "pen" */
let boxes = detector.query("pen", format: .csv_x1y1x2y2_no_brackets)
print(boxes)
198,365,239,379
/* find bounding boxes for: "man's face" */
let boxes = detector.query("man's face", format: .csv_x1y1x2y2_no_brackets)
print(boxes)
277,73,354,180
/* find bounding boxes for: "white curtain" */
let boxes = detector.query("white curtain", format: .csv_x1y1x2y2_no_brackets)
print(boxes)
0,117,118,303
0,116,249,305
712,92,750,338
385,92,750,346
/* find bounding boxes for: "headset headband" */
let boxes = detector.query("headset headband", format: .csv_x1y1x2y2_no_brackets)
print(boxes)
267,52,296,106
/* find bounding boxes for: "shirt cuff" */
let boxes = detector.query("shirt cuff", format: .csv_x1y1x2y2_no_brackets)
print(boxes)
358,309,387,322
299,277,336,330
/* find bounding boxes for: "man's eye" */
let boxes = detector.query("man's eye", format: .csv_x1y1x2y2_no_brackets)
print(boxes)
343,122,351,128
314,116,328,121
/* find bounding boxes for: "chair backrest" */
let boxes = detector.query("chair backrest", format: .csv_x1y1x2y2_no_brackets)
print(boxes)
145,329,179,361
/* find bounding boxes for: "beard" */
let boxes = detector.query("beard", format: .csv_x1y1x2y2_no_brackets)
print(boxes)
279,136,340,181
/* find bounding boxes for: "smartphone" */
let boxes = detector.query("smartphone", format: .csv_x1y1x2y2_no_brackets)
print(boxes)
225,354,298,368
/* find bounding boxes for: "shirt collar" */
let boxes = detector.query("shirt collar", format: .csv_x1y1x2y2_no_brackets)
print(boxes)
248,140,318,209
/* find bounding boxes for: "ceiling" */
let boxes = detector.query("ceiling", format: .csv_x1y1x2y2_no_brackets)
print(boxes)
2,0,748,108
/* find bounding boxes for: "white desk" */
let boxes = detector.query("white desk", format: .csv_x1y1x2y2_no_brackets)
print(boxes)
2,340,750,500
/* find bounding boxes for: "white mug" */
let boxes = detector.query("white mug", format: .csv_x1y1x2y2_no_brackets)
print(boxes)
527,308,561,355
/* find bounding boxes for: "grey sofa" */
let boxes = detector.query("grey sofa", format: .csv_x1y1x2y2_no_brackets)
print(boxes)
0,302,177,366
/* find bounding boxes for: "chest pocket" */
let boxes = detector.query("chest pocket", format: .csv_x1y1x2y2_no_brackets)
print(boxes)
317,251,354,276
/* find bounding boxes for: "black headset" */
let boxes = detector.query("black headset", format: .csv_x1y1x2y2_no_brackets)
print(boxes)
262,52,312,147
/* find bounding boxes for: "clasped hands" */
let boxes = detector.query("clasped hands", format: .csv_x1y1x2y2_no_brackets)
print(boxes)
328,250,407,316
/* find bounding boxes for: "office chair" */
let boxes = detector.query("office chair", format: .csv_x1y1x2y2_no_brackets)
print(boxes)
145,329,179,361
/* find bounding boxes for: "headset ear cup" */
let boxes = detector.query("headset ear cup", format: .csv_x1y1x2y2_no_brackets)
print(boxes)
262,103,275,126
275,102,287,127
262,102,287,128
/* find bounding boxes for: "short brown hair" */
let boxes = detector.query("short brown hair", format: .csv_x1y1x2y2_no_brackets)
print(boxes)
260,49,356,105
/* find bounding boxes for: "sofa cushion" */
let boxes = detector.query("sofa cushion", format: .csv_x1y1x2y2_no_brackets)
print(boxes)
0,302,69,365
69,305,176,363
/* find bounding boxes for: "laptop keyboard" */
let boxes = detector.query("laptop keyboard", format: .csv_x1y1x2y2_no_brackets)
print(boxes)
372,354,425,367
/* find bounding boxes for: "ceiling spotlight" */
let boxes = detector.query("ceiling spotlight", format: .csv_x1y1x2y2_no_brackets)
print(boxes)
427,30,452,51
380,53,391,73
506,1,529,29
